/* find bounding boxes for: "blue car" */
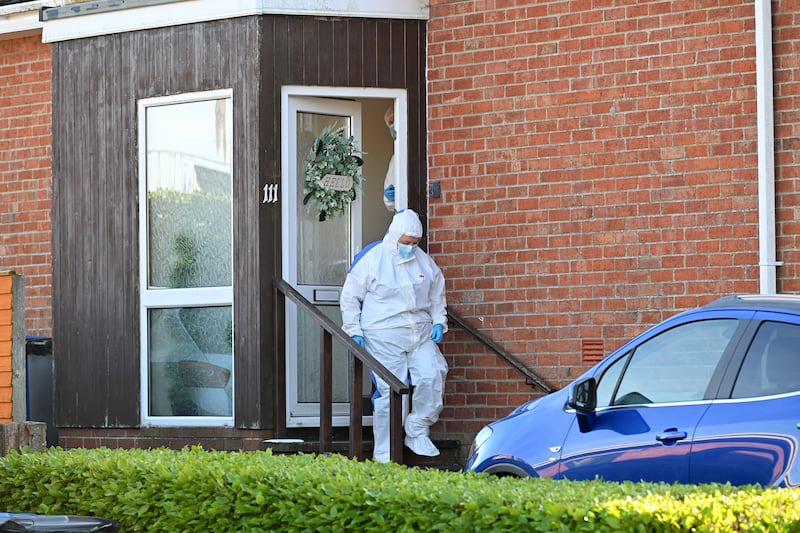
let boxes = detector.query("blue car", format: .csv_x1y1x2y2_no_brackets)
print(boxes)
465,294,800,486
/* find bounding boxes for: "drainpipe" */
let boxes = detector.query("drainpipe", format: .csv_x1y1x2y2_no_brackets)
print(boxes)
755,0,780,294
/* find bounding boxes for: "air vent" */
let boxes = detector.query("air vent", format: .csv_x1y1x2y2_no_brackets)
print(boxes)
582,339,604,365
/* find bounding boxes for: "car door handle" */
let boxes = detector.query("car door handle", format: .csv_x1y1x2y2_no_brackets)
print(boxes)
656,429,688,442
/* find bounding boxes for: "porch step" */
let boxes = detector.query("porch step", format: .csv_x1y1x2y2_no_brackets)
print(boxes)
261,438,462,471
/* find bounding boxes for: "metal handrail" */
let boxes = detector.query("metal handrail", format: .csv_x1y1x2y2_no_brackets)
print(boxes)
447,307,555,394
274,278,410,463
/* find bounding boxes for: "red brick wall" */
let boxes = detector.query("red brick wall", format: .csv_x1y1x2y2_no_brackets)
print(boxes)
2,7,796,458
0,35,52,336
425,1,797,447
773,7,800,291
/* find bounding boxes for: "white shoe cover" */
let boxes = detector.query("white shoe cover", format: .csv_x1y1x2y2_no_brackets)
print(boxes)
373,452,390,464
404,435,440,457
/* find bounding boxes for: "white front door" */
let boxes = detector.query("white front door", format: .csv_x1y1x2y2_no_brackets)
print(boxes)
283,95,364,427
282,87,408,428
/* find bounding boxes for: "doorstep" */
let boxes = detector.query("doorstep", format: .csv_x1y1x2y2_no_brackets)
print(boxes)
261,438,462,470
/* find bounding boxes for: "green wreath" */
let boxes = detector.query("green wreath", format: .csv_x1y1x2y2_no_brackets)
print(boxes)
303,124,365,222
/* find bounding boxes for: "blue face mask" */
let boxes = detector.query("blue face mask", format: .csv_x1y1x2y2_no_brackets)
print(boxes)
397,243,417,260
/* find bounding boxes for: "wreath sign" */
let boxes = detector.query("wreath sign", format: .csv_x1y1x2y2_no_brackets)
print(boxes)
303,124,365,222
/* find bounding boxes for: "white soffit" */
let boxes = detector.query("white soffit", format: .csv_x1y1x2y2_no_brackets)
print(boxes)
0,1,59,39
42,0,429,43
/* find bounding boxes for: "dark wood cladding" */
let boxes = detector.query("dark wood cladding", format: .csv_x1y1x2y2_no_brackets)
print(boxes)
51,15,426,430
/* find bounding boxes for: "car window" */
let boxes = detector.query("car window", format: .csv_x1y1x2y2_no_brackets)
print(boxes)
596,352,627,408
732,321,800,398
597,319,738,407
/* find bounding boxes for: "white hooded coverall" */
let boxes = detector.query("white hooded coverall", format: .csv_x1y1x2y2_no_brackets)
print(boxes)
340,209,448,462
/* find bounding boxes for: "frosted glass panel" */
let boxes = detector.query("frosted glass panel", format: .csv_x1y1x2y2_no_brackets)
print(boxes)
296,112,350,286
296,304,373,414
297,305,349,404
146,98,233,289
148,306,233,417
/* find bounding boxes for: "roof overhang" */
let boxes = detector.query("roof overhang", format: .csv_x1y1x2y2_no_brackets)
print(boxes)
40,0,430,43
0,1,62,40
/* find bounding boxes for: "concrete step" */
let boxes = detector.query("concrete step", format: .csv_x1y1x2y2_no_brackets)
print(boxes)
262,438,462,471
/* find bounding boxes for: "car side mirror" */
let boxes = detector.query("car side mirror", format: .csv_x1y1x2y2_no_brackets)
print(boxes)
570,377,597,411
568,377,597,432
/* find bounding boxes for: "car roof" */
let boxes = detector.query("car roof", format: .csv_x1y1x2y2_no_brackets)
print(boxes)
704,294,800,312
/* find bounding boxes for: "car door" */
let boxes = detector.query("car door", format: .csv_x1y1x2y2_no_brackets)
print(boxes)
690,316,800,486
557,317,744,483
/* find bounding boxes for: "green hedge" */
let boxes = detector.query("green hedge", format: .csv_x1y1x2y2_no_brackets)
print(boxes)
0,447,797,532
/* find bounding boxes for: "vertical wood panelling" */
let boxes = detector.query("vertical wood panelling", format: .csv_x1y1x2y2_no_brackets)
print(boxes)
53,33,140,426
229,20,264,429
52,14,426,431
375,21,392,87
301,19,317,84
346,22,364,87
361,22,378,86
405,23,427,218
257,17,277,429
389,20,406,88
331,20,349,87
317,20,334,87
53,17,263,428
285,18,304,85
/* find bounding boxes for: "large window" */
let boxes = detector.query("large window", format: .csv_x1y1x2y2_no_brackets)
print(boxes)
138,90,234,426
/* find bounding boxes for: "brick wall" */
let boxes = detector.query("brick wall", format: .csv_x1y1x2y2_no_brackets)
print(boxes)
0,35,52,336
2,5,796,457
425,1,796,446
773,7,800,290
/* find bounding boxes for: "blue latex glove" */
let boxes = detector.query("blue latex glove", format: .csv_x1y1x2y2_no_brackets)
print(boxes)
431,324,444,344
383,184,395,202
352,335,365,348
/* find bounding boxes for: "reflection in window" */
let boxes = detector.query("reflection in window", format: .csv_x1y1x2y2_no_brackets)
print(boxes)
733,321,800,398
608,319,737,405
149,307,233,416
295,112,351,287
146,98,232,289
596,353,627,408
139,90,234,422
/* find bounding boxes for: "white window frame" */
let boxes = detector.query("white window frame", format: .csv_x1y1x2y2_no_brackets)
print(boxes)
137,88,235,427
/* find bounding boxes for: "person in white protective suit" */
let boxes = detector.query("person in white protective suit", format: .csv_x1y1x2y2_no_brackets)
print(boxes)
382,106,397,211
340,209,448,463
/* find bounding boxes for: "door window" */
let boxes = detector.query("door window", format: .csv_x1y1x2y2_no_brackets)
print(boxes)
732,321,800,398
560,318,739,483
598,319,738,407
138,90,234,426
294,110,355,288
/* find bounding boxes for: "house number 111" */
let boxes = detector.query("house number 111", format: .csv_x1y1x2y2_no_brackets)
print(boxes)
263,183,278,204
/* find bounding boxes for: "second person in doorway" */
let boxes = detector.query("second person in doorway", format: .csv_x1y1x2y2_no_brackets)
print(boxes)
383,106,397,211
